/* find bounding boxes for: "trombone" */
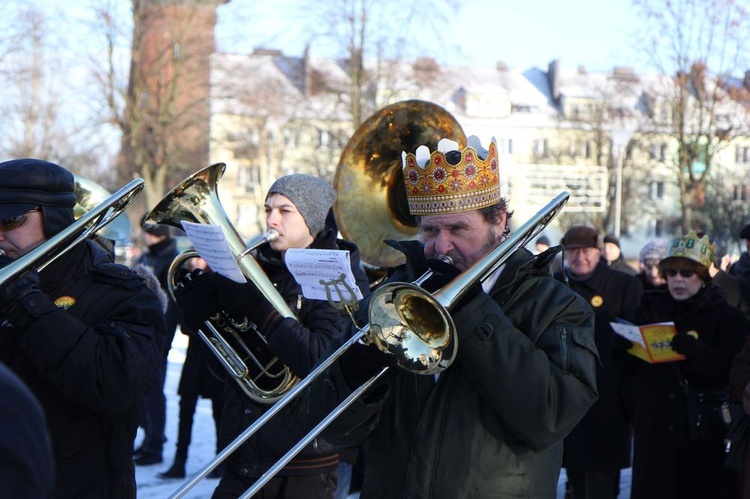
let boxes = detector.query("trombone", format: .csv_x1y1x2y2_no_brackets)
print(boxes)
169,190,570,499
0,178,144,287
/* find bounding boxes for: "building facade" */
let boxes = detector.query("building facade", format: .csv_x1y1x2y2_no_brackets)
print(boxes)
207,49,750,263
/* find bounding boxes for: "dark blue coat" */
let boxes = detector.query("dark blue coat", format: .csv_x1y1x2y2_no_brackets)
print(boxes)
0,240,165,499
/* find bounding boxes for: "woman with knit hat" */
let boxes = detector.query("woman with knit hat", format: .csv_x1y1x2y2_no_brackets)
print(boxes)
637,239,669,291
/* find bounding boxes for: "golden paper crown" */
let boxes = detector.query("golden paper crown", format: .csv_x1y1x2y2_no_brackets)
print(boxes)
665,230,716,268
401,136,500,215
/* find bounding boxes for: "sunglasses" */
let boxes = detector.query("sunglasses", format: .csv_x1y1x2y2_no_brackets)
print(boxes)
664,268,696,278
0,208,40,231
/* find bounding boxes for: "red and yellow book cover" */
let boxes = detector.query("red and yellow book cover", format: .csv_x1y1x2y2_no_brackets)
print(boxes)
610,321,685,363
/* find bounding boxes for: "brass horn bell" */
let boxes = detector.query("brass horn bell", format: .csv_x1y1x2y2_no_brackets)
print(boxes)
333,99,466,269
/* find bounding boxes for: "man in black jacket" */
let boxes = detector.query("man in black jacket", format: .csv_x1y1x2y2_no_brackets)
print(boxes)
134,223,181,466
308,136,599,498
174,173,369,499
556,225,643,499
0,158,165,498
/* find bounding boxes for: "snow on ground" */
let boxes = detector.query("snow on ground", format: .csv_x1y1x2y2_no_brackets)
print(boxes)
134,331,632,498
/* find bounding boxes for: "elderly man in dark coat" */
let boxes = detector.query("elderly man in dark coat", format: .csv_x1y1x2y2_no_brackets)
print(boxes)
555,225,643,499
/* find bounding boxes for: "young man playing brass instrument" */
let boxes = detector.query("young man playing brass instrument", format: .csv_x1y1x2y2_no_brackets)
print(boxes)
173,174,369,499
308,136,600,498
0,158,166,498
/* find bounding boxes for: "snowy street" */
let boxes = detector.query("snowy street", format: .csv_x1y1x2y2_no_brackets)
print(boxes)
135,331,632,498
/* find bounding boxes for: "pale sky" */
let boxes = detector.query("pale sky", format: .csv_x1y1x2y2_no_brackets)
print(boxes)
215,0,646,73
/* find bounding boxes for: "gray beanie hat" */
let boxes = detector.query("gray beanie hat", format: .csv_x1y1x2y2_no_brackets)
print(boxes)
639,239,668,263
267,174,336,237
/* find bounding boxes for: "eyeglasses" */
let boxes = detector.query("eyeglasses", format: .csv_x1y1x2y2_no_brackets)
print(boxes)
0,208,40,231
664,268,696,278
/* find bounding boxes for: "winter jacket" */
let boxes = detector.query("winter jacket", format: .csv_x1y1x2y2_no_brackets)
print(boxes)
309,243,599,499
219,229,370,479
556,259,643,470
0,240,165,499
630,284,747,499
730,339,750,499
135,237,181,354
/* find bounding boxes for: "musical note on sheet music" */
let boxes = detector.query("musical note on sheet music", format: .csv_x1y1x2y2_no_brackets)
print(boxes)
285,249,364,302
180,221,247,283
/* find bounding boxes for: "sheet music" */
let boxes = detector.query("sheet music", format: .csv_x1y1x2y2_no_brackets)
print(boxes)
285,248,364,302
180,221,246,283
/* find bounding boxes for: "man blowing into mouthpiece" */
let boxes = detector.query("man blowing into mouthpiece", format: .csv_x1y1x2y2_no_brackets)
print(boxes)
308,136,599,498
0,158,165,499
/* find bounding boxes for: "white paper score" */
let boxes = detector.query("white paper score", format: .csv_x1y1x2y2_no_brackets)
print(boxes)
180,221,246,283
285,249,364,302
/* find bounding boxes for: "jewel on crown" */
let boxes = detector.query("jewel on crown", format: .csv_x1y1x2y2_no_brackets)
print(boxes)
400,135,500,216
667,230,716,268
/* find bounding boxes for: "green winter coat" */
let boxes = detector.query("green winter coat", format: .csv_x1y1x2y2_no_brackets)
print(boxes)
309,245,599,498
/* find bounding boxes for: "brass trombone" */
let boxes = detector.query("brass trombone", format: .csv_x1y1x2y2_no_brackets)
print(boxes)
0,178,144,287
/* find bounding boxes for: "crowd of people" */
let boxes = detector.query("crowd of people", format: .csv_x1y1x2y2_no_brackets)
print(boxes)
4,133,750,499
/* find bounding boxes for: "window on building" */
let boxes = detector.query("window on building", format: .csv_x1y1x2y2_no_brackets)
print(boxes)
654,219,664,237
733,184,750,202
737,146,750,164
649,181,665,200
499,138,513,155
533,139,548,158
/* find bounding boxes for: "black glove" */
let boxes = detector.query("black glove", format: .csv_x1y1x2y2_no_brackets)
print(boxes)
213,275,282,333
422,258,460,292
423,258,483,312
612,333,634,352
671,333,700,357
173,269,221,333
0,268,56,330
339,340,397,390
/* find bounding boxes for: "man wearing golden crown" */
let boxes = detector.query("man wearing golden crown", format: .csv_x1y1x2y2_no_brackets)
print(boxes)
629,231,746,499
309,136,599,498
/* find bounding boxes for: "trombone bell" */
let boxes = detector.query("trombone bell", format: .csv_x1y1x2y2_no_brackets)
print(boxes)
368,282,456,375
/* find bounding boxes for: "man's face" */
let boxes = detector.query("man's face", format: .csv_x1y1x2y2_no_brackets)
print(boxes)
264,193,313,253
603,242,621,263
0,208,46,259
420,209,506,271
565,247,601,277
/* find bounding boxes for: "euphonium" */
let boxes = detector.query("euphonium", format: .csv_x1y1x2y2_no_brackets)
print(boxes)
143,163,298,405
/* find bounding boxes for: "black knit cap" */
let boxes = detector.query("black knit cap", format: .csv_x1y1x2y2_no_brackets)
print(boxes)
740,224,750,239
603,233,620,248
0,158,76,236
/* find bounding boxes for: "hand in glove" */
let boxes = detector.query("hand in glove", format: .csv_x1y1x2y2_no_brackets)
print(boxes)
423,257,483,311
213,275,282,333
173,269,221,333
0,267,56,330
339,340,397,390
671,333,700,357
421,257,460,293
612,333,634,352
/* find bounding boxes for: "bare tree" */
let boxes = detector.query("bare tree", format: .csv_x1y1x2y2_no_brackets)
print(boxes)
298,0,463,126
0,4,102,175
633,0,750,232
90,0,224,214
